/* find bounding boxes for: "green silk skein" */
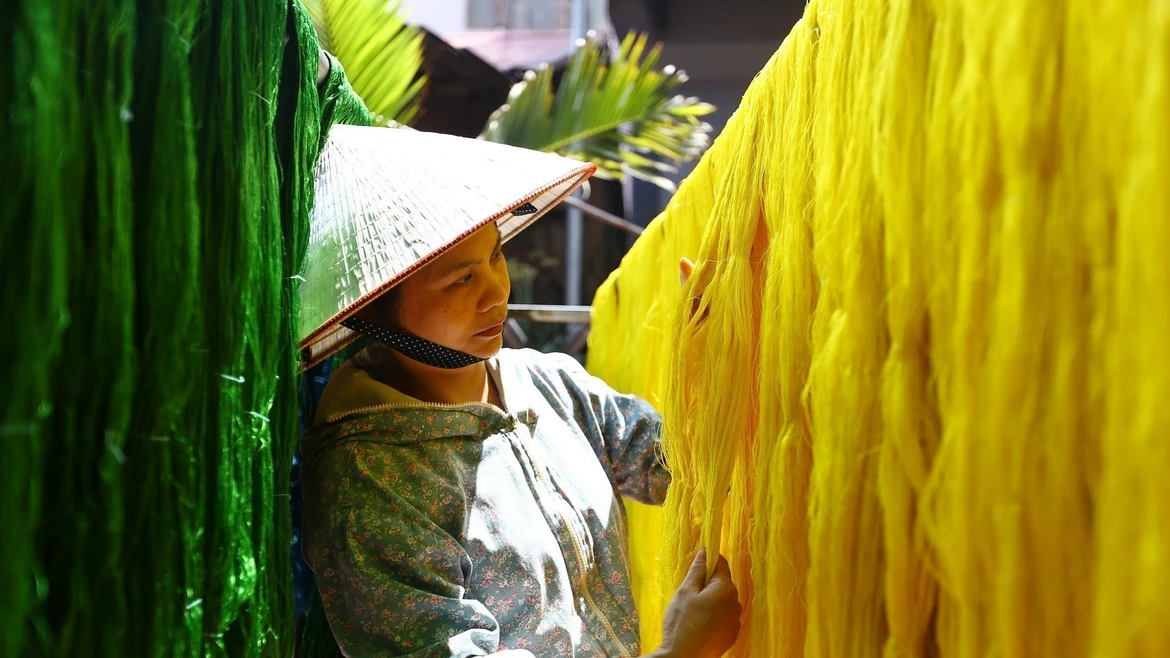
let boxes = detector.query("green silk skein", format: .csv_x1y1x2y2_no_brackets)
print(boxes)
0,0,358,654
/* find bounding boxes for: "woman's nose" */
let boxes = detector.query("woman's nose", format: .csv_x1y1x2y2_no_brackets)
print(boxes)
479,266,510,312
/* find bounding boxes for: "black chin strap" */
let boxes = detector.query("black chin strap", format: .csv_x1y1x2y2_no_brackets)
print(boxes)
340,316,485,369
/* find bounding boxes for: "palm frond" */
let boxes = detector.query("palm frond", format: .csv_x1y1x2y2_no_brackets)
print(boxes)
304,0,427,126
479,32,715,190
300,0,333,52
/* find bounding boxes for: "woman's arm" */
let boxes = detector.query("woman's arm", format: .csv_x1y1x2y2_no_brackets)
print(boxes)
547,353,672,505
591,380,672,505
552,258,697,506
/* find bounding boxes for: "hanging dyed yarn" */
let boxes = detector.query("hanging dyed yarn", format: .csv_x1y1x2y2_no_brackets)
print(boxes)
587,0,1170,656
587,157,710,650
1,0,358,654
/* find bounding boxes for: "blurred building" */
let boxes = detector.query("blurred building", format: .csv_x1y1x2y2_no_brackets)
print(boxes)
609,0,801,228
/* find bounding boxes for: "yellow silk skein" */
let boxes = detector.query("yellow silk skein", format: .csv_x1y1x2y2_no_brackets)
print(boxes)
586,1,1170,656
587,157,712,651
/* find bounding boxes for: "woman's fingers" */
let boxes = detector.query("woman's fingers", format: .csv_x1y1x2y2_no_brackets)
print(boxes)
679,257,695,285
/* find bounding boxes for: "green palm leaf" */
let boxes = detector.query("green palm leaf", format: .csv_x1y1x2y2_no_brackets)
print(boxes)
302,0,427,126
479,32,715,190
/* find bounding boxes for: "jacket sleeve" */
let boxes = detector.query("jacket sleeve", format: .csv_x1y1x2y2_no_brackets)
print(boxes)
547,353,672,505
305,447,534,658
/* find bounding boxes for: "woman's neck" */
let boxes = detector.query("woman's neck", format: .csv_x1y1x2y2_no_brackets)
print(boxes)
380,350,494,406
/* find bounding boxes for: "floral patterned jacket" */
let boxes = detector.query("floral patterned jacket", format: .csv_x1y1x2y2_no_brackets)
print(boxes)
301,346,670,658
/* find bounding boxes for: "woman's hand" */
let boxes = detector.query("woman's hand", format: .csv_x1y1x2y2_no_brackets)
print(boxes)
654,549,742,658
679,256,711,327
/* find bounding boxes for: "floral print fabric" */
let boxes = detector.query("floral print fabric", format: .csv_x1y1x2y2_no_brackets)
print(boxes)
301,348,669,657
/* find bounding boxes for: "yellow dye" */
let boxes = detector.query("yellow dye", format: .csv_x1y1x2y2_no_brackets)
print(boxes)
587,0,1170,656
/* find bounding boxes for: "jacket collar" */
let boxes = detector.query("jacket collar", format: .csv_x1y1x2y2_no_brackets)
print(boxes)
311,345,421,426
304,346,538,453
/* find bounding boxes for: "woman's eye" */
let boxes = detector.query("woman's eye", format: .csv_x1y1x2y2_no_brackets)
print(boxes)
491,250,503,262
456,274,473,285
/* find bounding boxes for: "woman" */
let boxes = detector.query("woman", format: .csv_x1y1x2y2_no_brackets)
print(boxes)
299,125,741,657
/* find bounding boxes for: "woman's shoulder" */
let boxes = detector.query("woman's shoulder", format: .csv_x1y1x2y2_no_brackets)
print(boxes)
496,348,602,409
498,347,587,377
496,346,582,372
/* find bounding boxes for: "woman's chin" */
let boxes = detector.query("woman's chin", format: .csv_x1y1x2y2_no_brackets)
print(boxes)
465,333,504,358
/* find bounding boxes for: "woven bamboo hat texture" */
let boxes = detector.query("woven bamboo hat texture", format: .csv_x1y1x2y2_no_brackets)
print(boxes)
299,125,596,368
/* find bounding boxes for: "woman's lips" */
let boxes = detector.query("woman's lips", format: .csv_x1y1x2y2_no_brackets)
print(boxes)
475,319,505,337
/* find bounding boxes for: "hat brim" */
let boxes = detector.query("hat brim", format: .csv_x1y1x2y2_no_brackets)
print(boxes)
298,126,596,369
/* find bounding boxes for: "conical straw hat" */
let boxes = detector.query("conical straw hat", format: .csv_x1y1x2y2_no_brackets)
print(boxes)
299,125,596,368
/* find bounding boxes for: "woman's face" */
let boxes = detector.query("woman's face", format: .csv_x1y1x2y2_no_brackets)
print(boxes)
373,224,510,360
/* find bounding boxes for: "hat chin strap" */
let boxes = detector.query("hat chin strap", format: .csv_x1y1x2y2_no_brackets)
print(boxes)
340,316,486,369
